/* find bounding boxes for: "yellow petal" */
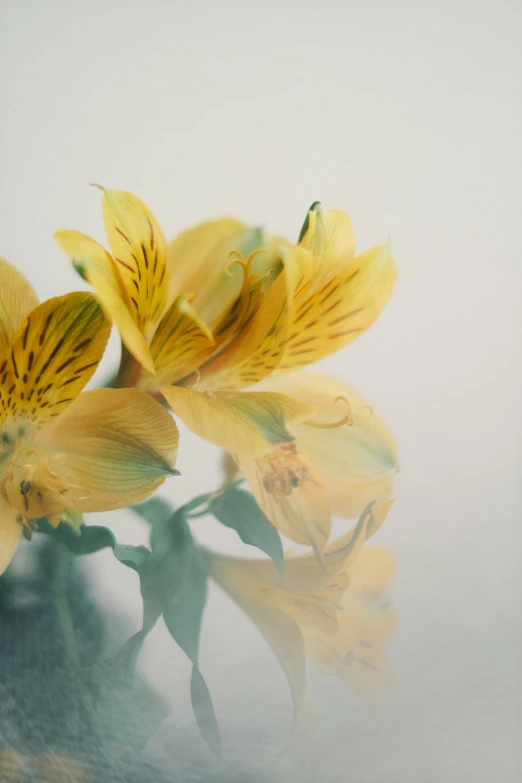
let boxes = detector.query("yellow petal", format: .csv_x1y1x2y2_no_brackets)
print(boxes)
237,444,331,554
298,204,356,295
0,292,110,430
305,544,396,702
241,600,307,715
167,219,287,328
41,388,179,512
198,270,286,389
260,373,397,518
0,258,39,354
54,230,154,373
161,386,314,456
167,217,245,314
0,496,23,575
339,582,396,654
198,246,312,391
208,555,306,715
278,243,396,371
303,621,395,703
196,242,283,384
145,295,214,386
346,545,395,593
101,189,169,334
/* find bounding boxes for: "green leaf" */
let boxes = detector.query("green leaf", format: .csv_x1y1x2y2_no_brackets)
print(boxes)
191,666,221,758
37,518,150,571
163,548,208,665
163,539,221,755
209,488,284,578
139,507,195,632
131,497,174,527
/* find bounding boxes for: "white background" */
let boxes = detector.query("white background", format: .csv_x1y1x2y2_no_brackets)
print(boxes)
1,1,521,780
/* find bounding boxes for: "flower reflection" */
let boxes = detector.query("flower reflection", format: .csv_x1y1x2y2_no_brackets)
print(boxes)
304,545,396,703
207,501,396,710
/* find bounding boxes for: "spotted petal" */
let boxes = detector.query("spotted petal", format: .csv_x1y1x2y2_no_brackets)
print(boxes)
101,189,169,335
278,243,396,372
199,246,312,391
41,388,179,511
0,258,39,354
298,203,356,295
145,295,214,386
54,230,154,373
0,292,110,430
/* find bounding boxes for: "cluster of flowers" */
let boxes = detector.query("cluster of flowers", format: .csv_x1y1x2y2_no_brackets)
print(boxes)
0,189,397,699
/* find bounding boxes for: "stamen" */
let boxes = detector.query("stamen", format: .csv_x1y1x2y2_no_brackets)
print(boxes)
225,248,268,276
304,396,354,430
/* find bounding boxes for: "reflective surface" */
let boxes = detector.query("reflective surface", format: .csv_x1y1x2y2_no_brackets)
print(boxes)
1,1,520,780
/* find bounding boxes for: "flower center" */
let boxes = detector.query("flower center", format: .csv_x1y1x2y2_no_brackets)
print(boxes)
0,418,34,471
1,439,83,530
261,443,311,496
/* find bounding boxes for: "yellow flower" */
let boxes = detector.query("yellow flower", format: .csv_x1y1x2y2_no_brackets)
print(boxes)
55,189,284,384
55,190,396,552
207,501,395,711
0,258,179,574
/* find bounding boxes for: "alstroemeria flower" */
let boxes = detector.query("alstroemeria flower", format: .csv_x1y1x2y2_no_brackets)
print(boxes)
232,372,397,554
207,501,395,712
55,190,396,552
0,258,179,574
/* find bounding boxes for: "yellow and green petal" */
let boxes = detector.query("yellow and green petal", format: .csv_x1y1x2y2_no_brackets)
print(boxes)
41,388,179,512
54,230,154,373
100,189,169,335
0,496,23,575
160,386,314,457
0,292,110,430
0,258,39,354
260,373,397,519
